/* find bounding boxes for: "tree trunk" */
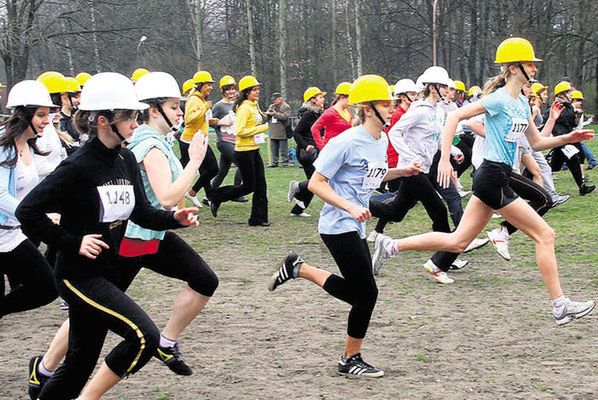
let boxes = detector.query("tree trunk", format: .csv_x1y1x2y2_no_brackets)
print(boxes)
331,0,337,83
88,0,101,72
354,0,363,76
278,0,287,97
344,0,356,78
245,0,257,76
193,0,203,70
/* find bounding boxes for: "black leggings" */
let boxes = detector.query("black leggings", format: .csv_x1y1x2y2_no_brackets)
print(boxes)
0,239,57,318
179,139,219,195
211,149,268,225
549,143,584,188
321,232,378,339
39,274,160,399
291,149,317,214
212,141,242,189
373,173,451,234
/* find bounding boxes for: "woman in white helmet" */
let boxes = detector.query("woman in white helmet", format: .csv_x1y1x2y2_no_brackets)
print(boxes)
268,75,421,378
0,80,58,320
16,72,201,399
372,38,595,326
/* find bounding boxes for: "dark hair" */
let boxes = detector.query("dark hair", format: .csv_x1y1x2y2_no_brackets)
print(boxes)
221,84,235,94
73,109,134,138
139,98,168,123
330,94,348,107
0,107,49,168
50,93,62,108
234,88,252,112
423,84,437,98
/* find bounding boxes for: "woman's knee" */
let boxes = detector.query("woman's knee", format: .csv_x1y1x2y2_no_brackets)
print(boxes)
537,226,556,246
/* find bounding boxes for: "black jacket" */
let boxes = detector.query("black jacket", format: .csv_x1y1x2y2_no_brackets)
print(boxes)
544,101,579,136
293,102,323,151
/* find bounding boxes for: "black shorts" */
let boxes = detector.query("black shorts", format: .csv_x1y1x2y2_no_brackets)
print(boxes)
472,160,519,210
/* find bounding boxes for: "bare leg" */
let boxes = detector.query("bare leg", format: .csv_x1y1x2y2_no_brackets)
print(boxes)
344,336,363,358
78,362,120,400
396,196,494,253
298,262,331,288
497,198,562,299
162,286,210,340
42,319,70,371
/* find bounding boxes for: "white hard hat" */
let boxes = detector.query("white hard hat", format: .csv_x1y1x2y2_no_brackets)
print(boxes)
79,72,149,111
135,72,182,101
447,79,456,89
418,66,452,86
393,79,418,95
6,80,58,109
415,75,425,92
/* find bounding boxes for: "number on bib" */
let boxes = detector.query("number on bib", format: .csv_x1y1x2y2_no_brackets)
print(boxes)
562,145,580,159
97,185,135,223
362,162,388,189
505,118,528,142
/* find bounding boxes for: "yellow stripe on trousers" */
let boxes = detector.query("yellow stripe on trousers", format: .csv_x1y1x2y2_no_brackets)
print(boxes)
63,279,145,374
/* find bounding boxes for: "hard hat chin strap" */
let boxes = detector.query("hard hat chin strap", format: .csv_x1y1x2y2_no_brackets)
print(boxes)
369,102,387,127
518,63,531,83
156,104,175,131
23,107,41,137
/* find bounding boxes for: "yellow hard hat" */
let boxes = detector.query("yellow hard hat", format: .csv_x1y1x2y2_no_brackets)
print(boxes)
570,90,584,100
303,87,326,102
554,81,572,96
75,72,92,87
182,79,195,94
334,81,352,96
494,37,542,64
389,85,395,94
238,75,260,92
348,74,392,105
531,82,547,96
467,85,482,97
131,68,150,82
192,70,214,84
65,77,82,93
453,80,466,92
37,71,68,94
219,75,237,89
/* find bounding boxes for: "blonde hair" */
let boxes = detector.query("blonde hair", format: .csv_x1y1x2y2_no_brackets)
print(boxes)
482,66,512,97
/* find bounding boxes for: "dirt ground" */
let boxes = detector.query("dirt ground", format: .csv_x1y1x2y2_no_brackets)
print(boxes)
1,224,596,400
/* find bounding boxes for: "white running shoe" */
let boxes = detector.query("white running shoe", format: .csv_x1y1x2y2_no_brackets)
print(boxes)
184,193,203,208
463,238,490,253
450,258,469,270
491,213,502,219
290,212,311,217
423,260,454,284
554,298,595,326
367,230,379,243
287,181,300,203
372,234,392,276
487,228,511,260
458,190,471,198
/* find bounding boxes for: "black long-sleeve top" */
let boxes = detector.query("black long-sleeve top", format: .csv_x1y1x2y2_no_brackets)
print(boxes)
16,137,182,279
293,104,322,151
543,101,579,136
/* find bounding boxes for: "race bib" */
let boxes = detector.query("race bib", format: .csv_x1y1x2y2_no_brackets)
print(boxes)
362,162,388,189
505,118,528,142
97,185,135,223
562,144,580,159
271,117,278,124
254,133,266,144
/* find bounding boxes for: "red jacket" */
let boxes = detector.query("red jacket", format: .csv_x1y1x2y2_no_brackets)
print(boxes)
311,106,353,150
384,106,407,167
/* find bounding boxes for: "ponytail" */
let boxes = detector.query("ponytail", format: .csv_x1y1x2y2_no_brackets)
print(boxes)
482,67,511,97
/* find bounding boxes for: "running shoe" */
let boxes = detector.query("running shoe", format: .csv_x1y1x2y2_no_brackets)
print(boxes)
554,299,595,326
202,197,211,206
59,297,69,311
290,212,311,217
184,193,203,208
210,200,221,218
231,196,248,203
491,213,502,219
366,230,379,243
551,194,570,208
268,252,303,291
423,260,454,284
287,181,300,203
487,228,511,261
450,258,469,270
155,342,193,376
372,234,392,276
338,353,384,378
579,184,595,196
28,355,49,400
463,238,490,253
458,190,471,198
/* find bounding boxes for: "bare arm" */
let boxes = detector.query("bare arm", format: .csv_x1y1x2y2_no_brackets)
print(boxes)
520,152,543,186
383,161,422,181
524,116,593,151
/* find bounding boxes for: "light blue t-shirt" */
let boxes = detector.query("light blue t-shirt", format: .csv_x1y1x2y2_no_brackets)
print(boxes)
314,125,388,239
480,87,531,166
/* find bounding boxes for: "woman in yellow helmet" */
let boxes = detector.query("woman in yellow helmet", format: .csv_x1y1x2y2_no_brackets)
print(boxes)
268,75,421,378
372,37,595,326
209,75,270,226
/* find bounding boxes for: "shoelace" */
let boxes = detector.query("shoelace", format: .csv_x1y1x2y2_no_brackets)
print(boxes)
171,343,183,360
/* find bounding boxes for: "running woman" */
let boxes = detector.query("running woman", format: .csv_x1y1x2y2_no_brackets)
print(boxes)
16,72,201,400
268,75,421,378
372,37,595,326
310,81,353,150
0,80,58,320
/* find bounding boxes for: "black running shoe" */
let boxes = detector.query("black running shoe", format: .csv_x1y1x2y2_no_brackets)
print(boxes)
268,252,303,292
154,343,193,376
580,184,595,196
338,353,384,378
28,355,49,400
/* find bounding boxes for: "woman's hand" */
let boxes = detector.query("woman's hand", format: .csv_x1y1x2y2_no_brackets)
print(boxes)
402,161,422,177
568,129,594,143
79,234,109,260
188,132,209,165
437,159,454,189
347,204,372,222
549,101,564,121
174,207,200,227
306,145,315,153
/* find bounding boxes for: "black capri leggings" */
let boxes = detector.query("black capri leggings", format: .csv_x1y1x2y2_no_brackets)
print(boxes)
291,148,317,215
0,239,57,318
179,138,220,196
320,231,378,339
213,141,242,189
549,143,584,188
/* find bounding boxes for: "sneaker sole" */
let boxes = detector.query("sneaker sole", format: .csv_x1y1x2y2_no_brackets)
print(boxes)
555,302,595,326
462,239,490,253
487,233,511,261
371,238,385,276
338,370,385,378
267,266,283,292
287,182,295,203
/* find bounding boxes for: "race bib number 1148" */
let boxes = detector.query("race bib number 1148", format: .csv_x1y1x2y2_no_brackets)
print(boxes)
97,185,135,223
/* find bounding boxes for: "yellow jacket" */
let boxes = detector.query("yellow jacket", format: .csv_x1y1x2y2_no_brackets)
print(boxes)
181,91,209,142
235,100,268,152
